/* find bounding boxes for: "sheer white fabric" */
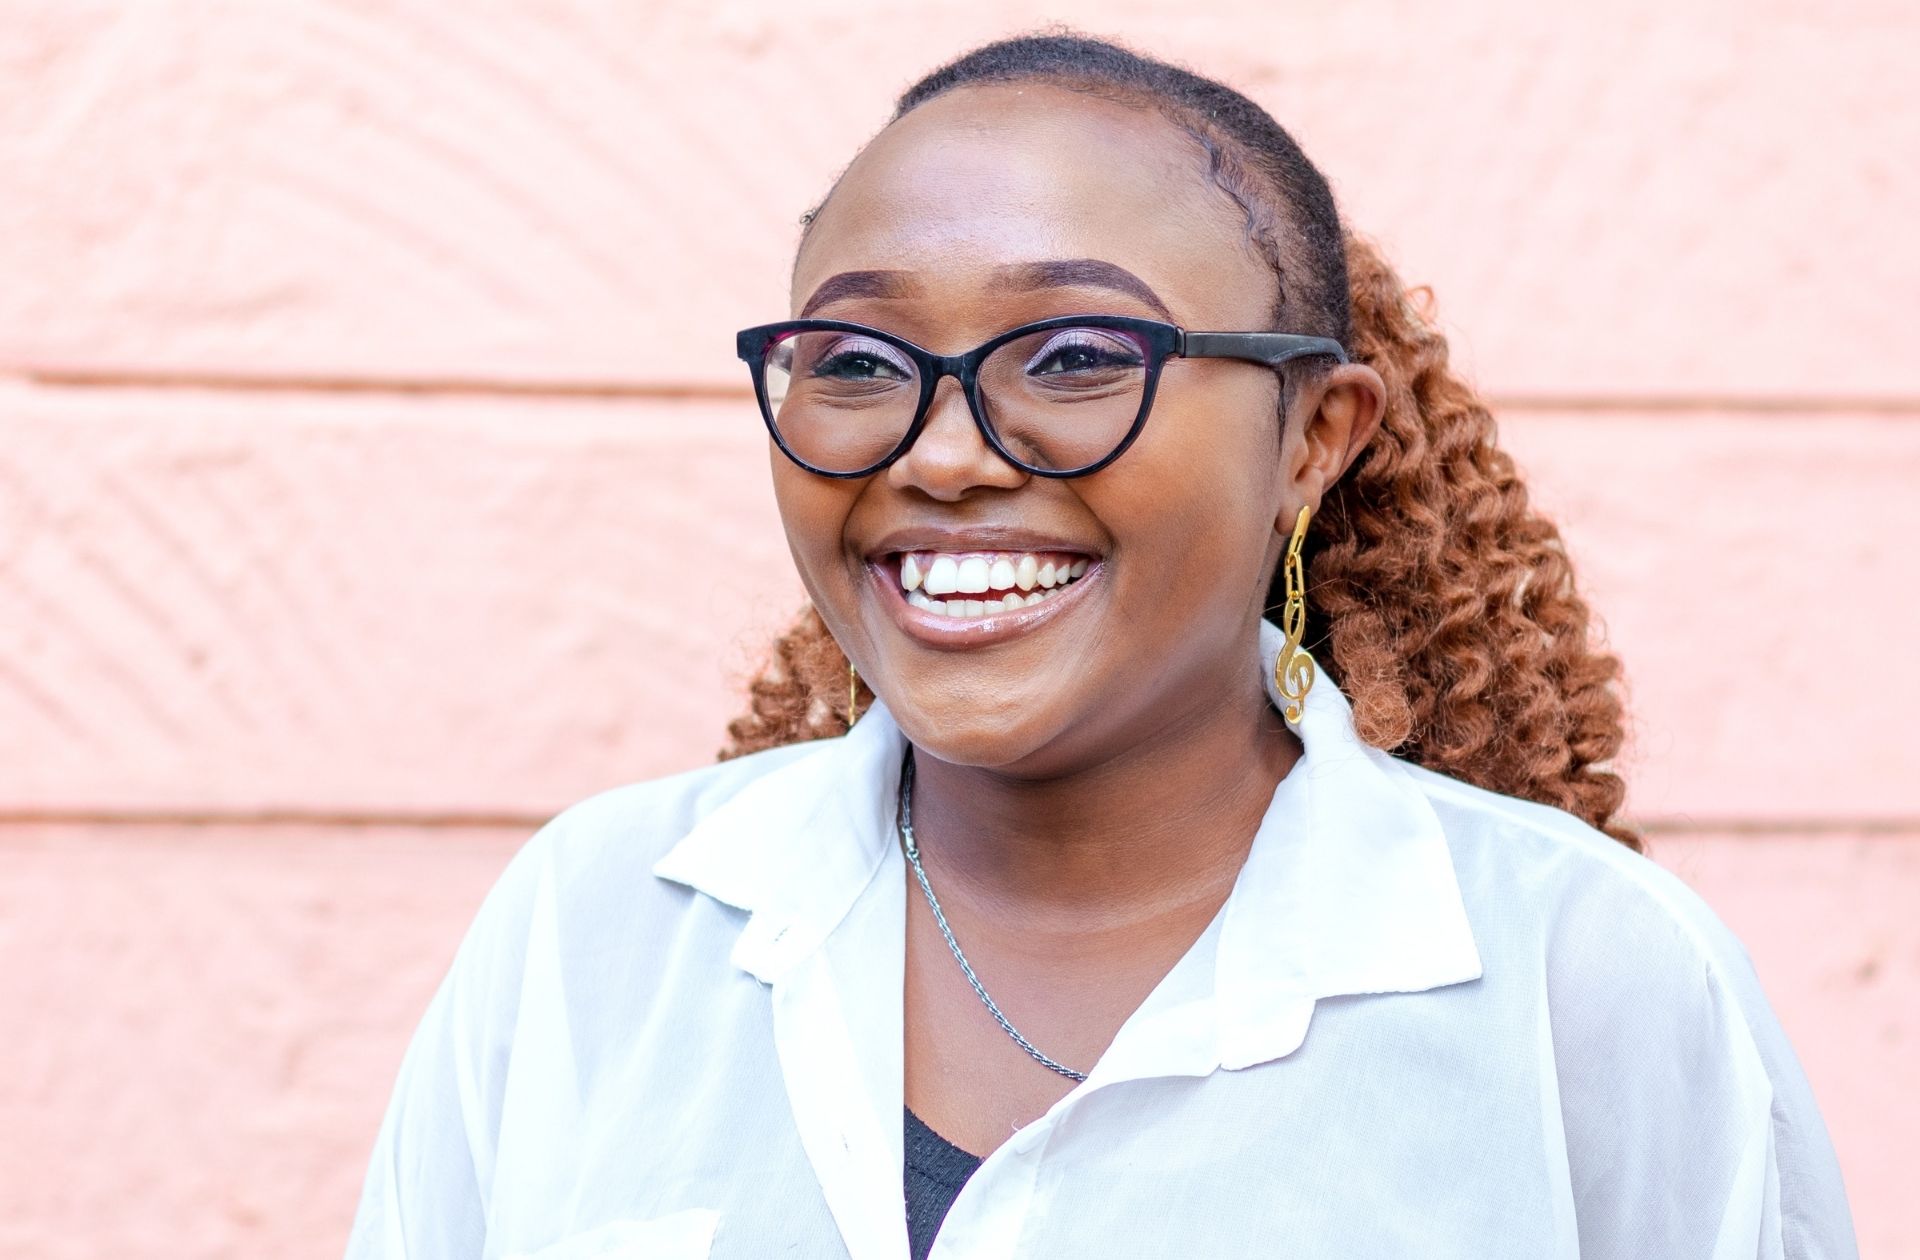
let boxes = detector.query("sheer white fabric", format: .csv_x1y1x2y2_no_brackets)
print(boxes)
347,621,1856,1259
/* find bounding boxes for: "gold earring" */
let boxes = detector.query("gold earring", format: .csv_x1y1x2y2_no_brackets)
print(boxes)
846,662,859,731
1274,504,1317,723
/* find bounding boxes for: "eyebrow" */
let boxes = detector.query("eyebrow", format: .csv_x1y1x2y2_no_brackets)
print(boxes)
799,270,918,317
988,258,1175,321
797,258,1177,323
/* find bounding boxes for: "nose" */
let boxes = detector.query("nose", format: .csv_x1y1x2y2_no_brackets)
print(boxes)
885,377,1028,501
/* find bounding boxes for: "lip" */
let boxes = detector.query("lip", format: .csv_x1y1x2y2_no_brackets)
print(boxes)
868,556,1103,649
864,525,1102,562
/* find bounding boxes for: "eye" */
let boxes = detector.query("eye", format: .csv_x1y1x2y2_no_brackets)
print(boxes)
808,335,914,383
1023,328,1145,377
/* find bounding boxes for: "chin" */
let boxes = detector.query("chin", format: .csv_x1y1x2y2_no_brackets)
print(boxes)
886,700,1064,775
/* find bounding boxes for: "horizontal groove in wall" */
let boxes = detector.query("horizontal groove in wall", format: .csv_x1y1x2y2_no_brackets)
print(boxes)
1633,815,1920,838
15,369,751,403
0,808,547,831
11,368,1920,416
1,809,1916,838
1486,394,1920,416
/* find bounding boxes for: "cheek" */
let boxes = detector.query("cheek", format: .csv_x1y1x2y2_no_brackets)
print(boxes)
769,455,861,592
1102,388,1283,588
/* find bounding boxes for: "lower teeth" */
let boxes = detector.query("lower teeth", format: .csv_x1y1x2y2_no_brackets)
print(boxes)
906,583,1073,618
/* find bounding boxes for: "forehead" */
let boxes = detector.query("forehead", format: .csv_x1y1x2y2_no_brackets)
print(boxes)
793,83,1276,329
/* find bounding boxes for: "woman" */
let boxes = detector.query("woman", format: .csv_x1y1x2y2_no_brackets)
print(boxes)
349,33,1855,1260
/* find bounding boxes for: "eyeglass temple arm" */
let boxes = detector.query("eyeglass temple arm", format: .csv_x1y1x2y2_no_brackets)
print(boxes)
1180,331,1349,367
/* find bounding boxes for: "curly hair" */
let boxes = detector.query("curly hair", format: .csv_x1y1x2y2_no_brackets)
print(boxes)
721,33,1637,850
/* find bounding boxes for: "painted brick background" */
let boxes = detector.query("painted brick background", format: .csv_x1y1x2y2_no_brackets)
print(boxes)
4,3,1915,1256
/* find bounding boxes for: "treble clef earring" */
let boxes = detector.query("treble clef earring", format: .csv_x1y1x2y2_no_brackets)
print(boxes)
1274,504,1317,723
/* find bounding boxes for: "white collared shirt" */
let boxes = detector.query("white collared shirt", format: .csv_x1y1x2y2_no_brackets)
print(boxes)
347,622,1856,1260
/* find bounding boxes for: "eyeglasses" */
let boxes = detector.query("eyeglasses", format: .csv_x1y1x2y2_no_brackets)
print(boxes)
735,314,1348,479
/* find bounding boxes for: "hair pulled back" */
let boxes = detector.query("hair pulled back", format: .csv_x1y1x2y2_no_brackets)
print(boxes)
722,32,1637,849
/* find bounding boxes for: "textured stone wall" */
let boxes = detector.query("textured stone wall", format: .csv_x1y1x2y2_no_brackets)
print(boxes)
3,3,1914,1256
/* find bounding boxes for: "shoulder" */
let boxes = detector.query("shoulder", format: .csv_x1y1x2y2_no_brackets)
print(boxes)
1398,762,1861,1245
413,738,842,1097
1390,760,1855,1250
532,739,833,884
1397,759,1755,988
452,739,838,972
1394,757,1795,1098
1395,760,1850,1176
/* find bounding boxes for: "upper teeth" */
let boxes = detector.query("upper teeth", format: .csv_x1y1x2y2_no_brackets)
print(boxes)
898,550,1091,618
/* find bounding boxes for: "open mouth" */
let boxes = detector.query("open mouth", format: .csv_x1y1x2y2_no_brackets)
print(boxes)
886,549,1094,620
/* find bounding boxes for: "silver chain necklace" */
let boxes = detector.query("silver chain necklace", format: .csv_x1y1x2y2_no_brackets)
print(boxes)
896,748,1089,1083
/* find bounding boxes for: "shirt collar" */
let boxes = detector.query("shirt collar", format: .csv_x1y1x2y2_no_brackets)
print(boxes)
1209,620,1484,1068
651,697,905,982
653,621,1483,1059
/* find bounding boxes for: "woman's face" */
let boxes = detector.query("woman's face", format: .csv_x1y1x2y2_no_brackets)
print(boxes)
778,83,1337,776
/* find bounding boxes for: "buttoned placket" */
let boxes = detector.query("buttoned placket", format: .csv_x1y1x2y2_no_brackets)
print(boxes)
764,845,1268,1260
924,911,1248,1259
764,927,909,1260
713,716,914,1260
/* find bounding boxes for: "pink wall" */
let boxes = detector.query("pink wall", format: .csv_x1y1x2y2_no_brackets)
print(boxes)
3,3,1914,1255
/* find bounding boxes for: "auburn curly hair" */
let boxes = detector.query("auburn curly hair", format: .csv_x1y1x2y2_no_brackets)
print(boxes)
721,33,1637,850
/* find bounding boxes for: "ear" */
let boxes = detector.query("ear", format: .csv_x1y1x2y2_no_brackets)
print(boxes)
1279,361,1387,524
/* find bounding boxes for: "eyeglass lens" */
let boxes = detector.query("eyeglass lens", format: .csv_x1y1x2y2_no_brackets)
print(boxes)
763,324,1150,474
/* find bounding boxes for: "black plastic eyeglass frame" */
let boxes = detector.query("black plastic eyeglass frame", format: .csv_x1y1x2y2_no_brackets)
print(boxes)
734,313,1349,479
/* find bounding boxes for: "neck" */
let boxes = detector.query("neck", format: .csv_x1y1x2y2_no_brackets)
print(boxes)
904,677,1296,932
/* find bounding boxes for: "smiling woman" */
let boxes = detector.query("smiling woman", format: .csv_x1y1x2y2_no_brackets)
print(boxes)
347,32,1856,1260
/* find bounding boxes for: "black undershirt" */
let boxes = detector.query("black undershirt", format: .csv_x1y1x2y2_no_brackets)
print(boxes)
904,1107,984,1260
